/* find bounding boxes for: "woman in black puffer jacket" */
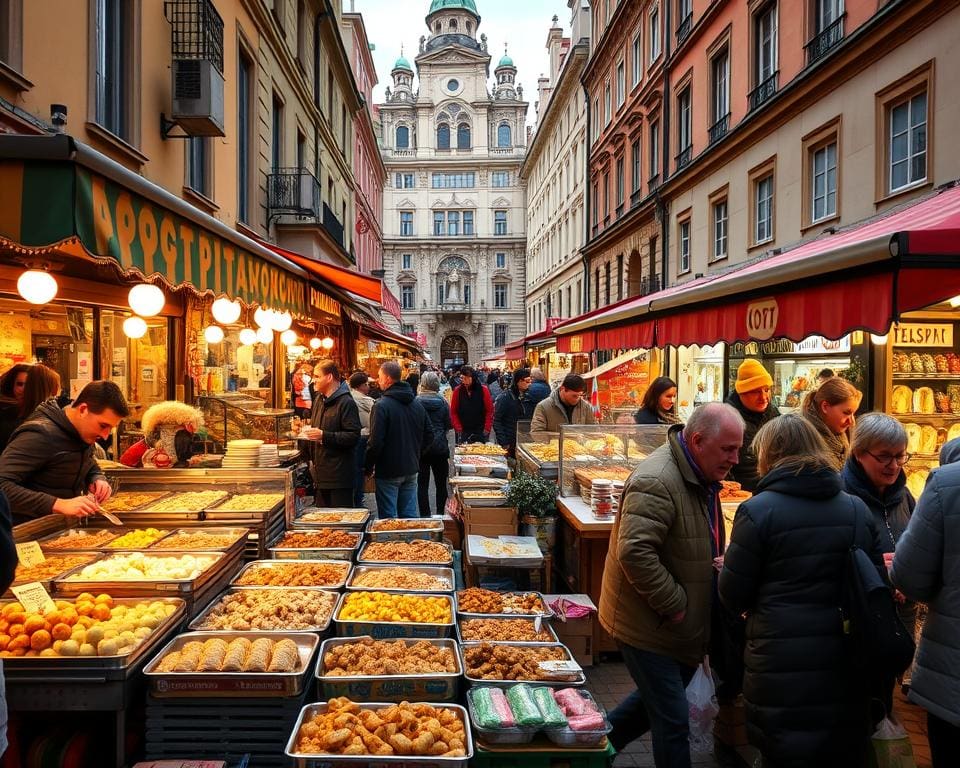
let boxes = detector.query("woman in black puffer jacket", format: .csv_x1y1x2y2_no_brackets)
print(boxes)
720,415,884,768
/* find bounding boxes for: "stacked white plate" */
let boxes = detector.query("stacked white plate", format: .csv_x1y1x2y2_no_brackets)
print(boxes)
222,438,264,468
258,444,280,467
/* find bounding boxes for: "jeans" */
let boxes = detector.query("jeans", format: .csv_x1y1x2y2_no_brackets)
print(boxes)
353,436,369,507
929,711,960,768
608,643,696,767
375,474,419,519
418,453,449,516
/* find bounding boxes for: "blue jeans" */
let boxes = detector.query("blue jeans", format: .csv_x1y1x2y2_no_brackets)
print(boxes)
353,436,368,507
375,474,419,519
608,643,697,767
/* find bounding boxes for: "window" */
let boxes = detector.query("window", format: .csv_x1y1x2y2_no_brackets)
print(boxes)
603,262,611,304
754,172,775,244
592,182,599,226
677,86,692,159
93,0,134,140
592,98,599,142
492,171,510,187
296,0,306,63
678,216,691,274
815,0,843,33
447,78,460,91
431,172,475,188
437,282,445,305
755,4,777,86
494,210,507,235
437,123,450,149
604,82,611,125
496,252,506,269
401,253,412,270
649,4,661,62
631,139,641,194
457,123,471,148
616,61,625,107
464,284,471,305
296,130,306,170
603,172,609,218
812,142,837,222
463,211,474,235
433,211,444,236
0,0,23,70
400,211,414,236
712,196,728,261
326,68,333,117
401,323,415,335
187,138,210,198
616,157,625,208
632,31,642,86
403,173,414,188
237,49,253,223
711,49,730,130
271,93,284,170
494,283,508,309
889,92,927,193
401,285,415,309
395,125,409,148
447,211,460,236
594,268,600,309
494,324,508,348
616,254,624,301
649,120,659,181
497,123,512,147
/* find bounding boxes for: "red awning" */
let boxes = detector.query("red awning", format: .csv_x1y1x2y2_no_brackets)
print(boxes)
504,338,526,361
557,330,597,354
381,285,402,322
598,319,655,350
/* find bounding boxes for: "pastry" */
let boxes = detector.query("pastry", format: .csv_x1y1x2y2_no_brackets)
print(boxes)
891,386,913,415
897,353,912,373
175,641,204,672
949,353,960,374
221,638,252,672
198,638,229,672
906,469,929,500
921,425,939,455
948,423,960,442
905,424,922,455
909,353,923,373
244,638,273,672
913,387,935,415
267,638,300,673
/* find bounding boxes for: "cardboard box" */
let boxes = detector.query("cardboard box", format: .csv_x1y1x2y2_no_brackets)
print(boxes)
543,593,597,638
443,513,463,549
464,520,517,538
462,505,517,525
562,634,594,667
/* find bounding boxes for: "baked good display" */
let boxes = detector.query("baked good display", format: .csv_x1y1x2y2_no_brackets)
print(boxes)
106,528,167,549
11,554,96,586
209,493,285,512
193,589,337,631
351,567,451,592
913,387,935,415
457,588,546,615
234,561,350,587
891,386,912,415
41,529,119,551
274,530,360,549
460,618,555,643
65,552,219,581
573,465,633,485
360,540,452,564
338,592,452,624
293,697,467,757
142,491,229,513
150,529,245,550
935,354,949,373
719,481,752,502
298,509,368,524
100,492,169,513
463,643,567,680
369,519,441,532
155,636,302,673
321,638,457,676
920,425,939,455
905,423,922,455
906,468,930,500
456,443,508,456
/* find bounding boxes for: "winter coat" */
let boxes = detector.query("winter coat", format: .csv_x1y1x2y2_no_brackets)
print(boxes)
598,426,718,667
417,393,453,458
309,381,361,489
527,379,551,407
493,389,535,450
364,382,434,479
724,392,780,492
719,465,884,766
0,491,13,757
450,384,493,435
0,400,106,525
633,406,678,425
487,380,503,403
891,461,960,727
530,388,597,438
0,400,20,454
350,388,374,436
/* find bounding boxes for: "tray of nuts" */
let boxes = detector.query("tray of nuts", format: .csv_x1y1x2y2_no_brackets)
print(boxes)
147,527,249,555
5,553,97,594
316,636,462,702
455,588,553,619
334,591,455,639
294,508,370,531
285,697,472,766
461,642,585,687
357,540,453,566
36,528,122,551
269,530,362,561
365,516,444,543
346,566,453,593
457,617,558,645
232,560,352,590
189,588,340,633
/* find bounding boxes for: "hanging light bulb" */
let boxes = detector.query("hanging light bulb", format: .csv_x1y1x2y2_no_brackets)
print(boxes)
273,311,293,332
239,328,257,346
254,307,271,328
211,297,242,325
870,333,889,345
280,329,298,346
122,315,147,339
17,269,58,305
309,337,322,350
204,324,225,344
256,326,274,344
321,336,335,350
128,283,165,317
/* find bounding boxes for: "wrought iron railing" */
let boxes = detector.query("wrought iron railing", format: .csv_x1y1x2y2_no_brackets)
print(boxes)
676,13,693,43
676,145,692,170
708,113,730,144
806,15,845,64
631,189,642,207
164,0,224,73
322,203,345,247
267,167,319,219
749,71,779,111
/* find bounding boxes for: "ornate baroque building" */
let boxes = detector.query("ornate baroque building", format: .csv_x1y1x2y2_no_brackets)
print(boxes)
378,0,528,366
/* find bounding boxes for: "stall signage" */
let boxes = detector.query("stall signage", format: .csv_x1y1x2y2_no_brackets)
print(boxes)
11,582,55,614
745,298,779,341
309,287,341,318
568,335,583,353
892,323,953,348
15,541,45,567
792,335,851,355
76,169,306,313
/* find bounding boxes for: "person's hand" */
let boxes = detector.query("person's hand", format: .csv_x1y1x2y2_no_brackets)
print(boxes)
667,609,686,624
53,495,101,518
883,552,895,572
301,427,323,441
712,556,724,573
894,589,907,604
89,479,112,503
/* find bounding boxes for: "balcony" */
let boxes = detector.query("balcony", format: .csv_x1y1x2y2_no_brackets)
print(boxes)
592,223,599,238
676,13,693,44
437,301,472,317
630,189,642,208
615,204,624,219
675,145,692,170
749,71,779,111
648,173,661,191
806,15,845,65
708,113,730,145
267,167,319,219
322,202,345,247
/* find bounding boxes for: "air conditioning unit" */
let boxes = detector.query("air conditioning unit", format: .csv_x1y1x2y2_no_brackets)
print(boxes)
171,58,225,137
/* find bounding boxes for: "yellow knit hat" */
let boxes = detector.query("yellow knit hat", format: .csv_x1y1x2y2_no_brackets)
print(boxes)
735,359,773,394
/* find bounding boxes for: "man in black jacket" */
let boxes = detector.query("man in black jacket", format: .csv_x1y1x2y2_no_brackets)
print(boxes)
724,359,780,492
493,367,534,457
365,361,434,518
302,360,361,508
0,380,129,525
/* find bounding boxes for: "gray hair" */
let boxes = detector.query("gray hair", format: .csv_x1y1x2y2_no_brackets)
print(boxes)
420,371,440,392
850,412,907,454
684,402,746,441
530,367,546,381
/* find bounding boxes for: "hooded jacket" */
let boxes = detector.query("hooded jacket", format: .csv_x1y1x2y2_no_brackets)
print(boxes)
364,381,434,478
530,388,597,438
719,465,884,765
350,388,374,436
493,388,535,450
526,379,551,407
724,391,780,492
0,400,106,525
309,381,361,489
417,392,453,458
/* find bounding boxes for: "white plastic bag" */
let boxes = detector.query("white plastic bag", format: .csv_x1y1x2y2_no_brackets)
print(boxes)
686,658,719,751
871,716,917,768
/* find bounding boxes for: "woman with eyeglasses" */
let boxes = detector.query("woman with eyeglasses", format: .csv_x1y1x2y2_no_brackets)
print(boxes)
841,412,917,720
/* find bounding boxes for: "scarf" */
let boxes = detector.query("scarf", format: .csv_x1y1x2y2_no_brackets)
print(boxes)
803,398,850,468
657,407,681,424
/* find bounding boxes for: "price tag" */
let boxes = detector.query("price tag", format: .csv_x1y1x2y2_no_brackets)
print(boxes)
534,615,543,634
15,541,45,567
11,581,56,614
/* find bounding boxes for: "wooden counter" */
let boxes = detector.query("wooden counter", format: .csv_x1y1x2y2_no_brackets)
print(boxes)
555,495,617,655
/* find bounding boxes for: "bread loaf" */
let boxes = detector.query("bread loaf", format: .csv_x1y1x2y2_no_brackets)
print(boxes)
892,386,912,415
913,387,935,415
905,423,922,455
920,425,938,455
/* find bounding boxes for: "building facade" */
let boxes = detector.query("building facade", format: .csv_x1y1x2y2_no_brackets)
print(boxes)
378,0,528,366
520,3,590,335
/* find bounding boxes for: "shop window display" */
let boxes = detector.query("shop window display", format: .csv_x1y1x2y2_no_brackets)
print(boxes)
100,310,169,412
676,344,725,421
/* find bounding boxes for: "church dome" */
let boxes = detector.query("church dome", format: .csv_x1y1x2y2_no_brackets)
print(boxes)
428,0,479,17
497,53,514,68
393,54,413,72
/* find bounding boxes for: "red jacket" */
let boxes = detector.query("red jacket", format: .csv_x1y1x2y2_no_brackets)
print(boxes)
450,383,494,434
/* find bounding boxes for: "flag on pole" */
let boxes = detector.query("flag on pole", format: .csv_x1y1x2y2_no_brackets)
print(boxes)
590,376,601,420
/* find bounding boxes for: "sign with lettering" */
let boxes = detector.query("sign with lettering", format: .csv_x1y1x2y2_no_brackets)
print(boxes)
15,541,45,567
745,298,779,341
309,286,341,320
11,581,56,614
892,323,954,348
568,335,583,353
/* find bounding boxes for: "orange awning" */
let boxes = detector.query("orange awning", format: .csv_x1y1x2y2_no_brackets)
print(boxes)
256,238,384,304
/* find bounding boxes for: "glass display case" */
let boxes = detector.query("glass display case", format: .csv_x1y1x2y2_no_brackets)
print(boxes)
198,394,298,450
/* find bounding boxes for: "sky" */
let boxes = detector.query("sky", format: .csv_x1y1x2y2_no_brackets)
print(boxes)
344,0,572,124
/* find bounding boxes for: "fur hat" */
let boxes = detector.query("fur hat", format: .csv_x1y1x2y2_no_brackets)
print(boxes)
141,401,203,435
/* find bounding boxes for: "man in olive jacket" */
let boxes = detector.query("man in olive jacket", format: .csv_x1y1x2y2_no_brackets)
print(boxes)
600,403,744,767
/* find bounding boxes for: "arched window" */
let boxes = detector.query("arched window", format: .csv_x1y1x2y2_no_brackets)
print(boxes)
467,21,472,33
395,125,409,148
437,123,450,149
457,123,471,149
449,18,458,30
435,21,441,33
497,123,512,147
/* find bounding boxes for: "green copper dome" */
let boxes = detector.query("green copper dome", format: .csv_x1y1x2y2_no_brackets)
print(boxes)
428,0,479,17
393,54,413,72
498,53,514,68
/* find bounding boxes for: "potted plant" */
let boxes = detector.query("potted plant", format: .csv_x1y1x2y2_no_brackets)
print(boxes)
504,469,559,554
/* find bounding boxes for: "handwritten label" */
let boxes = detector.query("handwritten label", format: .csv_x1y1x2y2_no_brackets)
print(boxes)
15,541,45,567
11,582,56,614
